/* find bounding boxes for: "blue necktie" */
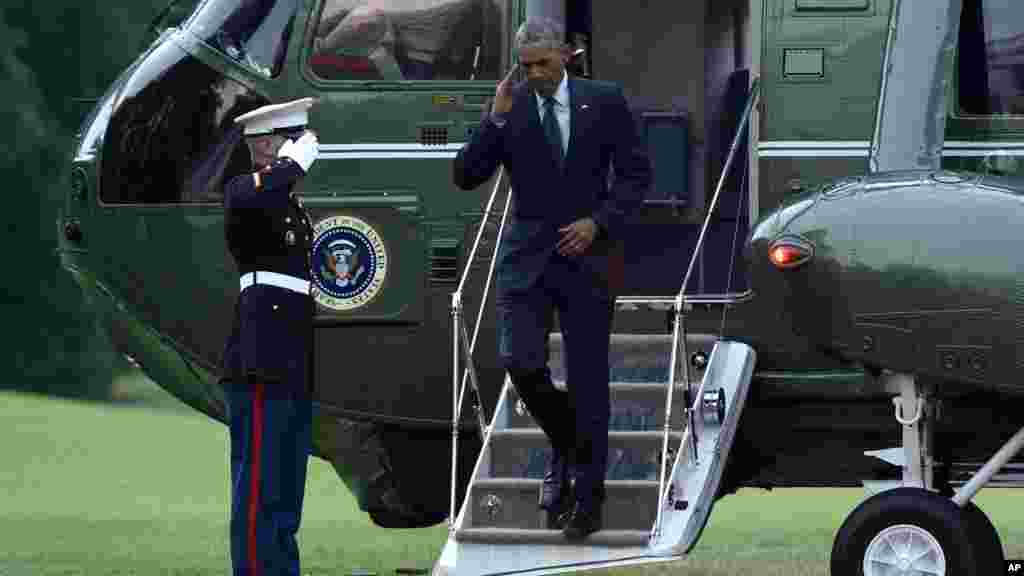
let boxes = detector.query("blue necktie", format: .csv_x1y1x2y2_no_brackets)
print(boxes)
542,96,563,169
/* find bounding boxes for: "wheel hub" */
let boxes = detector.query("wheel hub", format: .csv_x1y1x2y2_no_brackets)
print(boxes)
863,524,946,576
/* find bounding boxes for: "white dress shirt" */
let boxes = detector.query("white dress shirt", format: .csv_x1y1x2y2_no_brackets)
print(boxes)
534,70,570,154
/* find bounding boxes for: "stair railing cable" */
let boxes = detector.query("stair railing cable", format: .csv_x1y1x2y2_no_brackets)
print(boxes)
449,166,510,531
719,107,753,337
652,77,760,542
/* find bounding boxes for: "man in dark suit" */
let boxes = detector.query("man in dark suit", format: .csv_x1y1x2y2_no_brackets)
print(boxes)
452,16,646,540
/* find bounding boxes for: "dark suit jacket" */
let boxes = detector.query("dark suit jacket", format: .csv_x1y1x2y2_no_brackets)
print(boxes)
453,75,646,299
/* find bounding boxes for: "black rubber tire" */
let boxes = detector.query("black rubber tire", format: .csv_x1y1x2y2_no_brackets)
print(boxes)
961,501,1004,576
830,487,978,576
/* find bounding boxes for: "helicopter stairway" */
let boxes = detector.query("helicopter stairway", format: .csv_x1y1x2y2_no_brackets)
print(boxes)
431,332,756,576
435,77,762,576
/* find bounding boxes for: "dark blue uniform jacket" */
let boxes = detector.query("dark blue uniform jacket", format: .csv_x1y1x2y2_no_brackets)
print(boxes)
222,157,314,389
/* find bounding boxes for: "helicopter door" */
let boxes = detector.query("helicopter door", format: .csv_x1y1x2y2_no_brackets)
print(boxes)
585,0,754,299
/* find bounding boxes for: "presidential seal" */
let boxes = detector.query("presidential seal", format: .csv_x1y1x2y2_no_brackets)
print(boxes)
310,215,387,311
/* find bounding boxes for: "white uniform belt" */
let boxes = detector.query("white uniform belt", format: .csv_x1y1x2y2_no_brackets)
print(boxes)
239,271,310,295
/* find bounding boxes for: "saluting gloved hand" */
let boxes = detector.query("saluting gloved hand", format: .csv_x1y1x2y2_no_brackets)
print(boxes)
278,130,319,173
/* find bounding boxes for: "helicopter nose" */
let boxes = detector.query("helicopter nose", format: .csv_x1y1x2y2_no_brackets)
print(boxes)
745,194,820,327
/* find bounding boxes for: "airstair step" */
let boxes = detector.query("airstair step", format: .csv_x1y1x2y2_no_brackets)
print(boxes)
506,381,688,431
488,429,683,481
453,527,651,548
547,333,718,383
466,478,660,530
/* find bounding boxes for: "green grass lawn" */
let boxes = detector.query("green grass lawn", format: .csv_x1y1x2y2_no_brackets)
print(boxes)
2,380,1022,575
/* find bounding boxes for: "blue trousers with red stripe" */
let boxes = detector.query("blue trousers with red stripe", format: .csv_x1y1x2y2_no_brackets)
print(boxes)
227,380,312,576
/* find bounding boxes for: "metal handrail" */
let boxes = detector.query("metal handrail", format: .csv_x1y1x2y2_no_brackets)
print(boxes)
456,166,506,296
652,77,760,542
616,291,754,307
459,174,513,419
449,167,508,530
679,76,760,305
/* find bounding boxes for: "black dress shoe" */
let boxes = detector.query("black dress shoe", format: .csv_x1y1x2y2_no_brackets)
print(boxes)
545,505,570,530
553,507,574,530
563,501,602,541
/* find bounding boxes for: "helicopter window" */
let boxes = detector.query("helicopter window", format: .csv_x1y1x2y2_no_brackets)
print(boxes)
186,0,300,78
956,0,1024,116
308,0,507,82
75,62,142,163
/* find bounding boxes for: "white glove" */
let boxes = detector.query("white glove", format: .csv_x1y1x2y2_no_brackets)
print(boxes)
278,131,319,173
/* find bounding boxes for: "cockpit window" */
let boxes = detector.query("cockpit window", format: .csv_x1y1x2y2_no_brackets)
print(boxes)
308,0,508,82
76,63,141,162
957,0,1024,115
186,0,300,77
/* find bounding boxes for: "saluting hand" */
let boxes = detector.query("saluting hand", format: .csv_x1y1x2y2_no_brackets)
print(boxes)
557,218,598,257
279,130,319,174
490,63,518,116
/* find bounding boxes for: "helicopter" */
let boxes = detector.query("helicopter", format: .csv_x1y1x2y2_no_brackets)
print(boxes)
59,0,1024,574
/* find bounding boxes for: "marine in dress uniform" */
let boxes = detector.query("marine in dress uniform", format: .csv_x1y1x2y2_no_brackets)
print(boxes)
222,97,319,576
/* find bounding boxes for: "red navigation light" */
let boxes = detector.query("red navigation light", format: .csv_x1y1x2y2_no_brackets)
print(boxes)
768,236,813,270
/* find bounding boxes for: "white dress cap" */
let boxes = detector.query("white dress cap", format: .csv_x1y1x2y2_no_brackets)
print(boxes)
234,97,317,136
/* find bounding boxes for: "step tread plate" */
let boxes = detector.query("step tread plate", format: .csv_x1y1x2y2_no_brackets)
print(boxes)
505,382,692,431
543,381,692,392
549,333,719,344
467,478,662,530
487,429,684,480
508,382,689,422
543,381,690,391
454,527,651,547
545,333,718,383
473,478,660,490
433,535,679,576
491,429,683,440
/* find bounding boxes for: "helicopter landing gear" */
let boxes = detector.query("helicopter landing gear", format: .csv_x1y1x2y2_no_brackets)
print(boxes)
836,371,1015,574
830,487,974,576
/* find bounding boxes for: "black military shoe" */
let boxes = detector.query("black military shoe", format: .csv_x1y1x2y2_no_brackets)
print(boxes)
562,500,602,541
